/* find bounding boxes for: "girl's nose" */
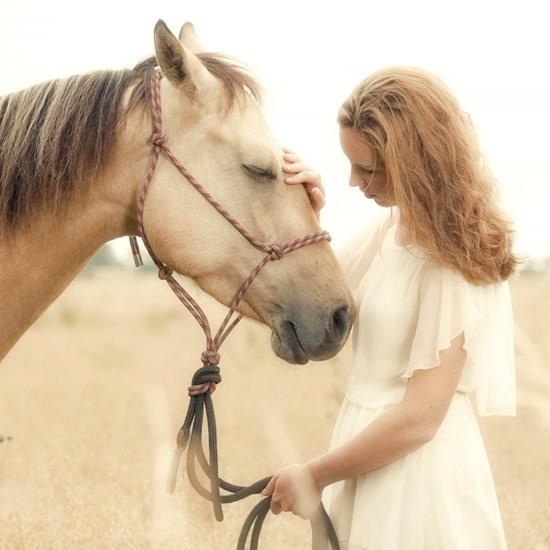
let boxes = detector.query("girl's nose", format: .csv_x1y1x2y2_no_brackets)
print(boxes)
348,169,362,188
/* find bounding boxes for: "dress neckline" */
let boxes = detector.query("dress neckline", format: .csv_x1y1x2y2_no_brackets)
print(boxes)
384,219,426,258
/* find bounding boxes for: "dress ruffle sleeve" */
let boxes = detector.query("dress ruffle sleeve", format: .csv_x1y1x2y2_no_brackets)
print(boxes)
402,264,516,416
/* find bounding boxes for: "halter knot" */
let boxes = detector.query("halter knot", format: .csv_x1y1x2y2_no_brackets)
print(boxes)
188,363,222,396
201,350,221,366
158,265,173,280
152,132,168,148
267,244,284,261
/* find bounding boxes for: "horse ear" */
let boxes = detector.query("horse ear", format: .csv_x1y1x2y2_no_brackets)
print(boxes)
154,20,213,97
178,22,205,53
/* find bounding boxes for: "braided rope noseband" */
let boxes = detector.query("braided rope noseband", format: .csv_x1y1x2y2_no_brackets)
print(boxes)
129,68,339,550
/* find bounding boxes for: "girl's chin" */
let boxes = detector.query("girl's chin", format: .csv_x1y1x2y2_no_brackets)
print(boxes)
372,196,396,208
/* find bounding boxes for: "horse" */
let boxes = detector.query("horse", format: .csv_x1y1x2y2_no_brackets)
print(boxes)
0,20,354,370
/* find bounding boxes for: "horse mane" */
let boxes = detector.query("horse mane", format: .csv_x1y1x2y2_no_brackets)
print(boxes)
0,54,261,235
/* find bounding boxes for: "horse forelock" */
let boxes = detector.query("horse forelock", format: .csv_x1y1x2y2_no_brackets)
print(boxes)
0,53,261,236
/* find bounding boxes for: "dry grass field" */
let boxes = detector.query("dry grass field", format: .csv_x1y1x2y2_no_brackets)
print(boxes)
1,269,549,549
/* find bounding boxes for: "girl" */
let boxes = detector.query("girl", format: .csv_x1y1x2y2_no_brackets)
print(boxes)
261,67,517,549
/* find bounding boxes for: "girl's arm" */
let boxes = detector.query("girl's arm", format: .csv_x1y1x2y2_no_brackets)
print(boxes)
262,333,467,518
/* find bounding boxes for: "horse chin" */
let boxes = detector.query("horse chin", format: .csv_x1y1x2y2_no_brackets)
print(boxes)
270,322,310,365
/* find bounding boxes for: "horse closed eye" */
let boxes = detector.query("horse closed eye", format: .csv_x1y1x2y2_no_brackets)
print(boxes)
242,165,276,182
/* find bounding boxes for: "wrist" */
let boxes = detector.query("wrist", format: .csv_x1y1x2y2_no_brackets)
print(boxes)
306,457,330,490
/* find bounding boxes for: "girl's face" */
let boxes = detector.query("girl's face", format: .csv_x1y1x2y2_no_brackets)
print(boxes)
339,127,396,207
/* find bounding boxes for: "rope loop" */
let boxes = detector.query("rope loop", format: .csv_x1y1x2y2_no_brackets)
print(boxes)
267,244,284,261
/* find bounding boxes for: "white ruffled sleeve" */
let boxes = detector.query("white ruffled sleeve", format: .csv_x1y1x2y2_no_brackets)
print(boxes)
402,264,516,417
335,211,394,293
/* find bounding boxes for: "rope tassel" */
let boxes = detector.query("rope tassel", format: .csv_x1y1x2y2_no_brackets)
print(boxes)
129,236,143,267
167,364,340,550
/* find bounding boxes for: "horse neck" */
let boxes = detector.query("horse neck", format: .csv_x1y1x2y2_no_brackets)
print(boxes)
0,109,150,362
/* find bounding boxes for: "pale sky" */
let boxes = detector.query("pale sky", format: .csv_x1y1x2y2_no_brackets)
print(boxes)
2,0,549,258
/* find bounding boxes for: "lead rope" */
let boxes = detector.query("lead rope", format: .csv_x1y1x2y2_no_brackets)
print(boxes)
129,68,339,550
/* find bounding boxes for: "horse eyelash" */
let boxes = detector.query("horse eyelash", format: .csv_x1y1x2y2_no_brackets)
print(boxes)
242,165,277,182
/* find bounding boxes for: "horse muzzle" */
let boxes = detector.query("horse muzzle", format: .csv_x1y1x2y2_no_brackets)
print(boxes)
270,302,355,364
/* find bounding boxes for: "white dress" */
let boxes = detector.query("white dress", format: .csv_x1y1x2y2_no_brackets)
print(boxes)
322,211,516,550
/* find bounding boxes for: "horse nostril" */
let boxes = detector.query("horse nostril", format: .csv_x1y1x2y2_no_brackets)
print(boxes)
330,306,351,341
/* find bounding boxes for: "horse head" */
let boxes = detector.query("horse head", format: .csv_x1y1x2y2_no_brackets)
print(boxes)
139,21,355,364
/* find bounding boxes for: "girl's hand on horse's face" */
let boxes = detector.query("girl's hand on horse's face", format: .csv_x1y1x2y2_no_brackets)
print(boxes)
261,463,322,519
282,148,326,216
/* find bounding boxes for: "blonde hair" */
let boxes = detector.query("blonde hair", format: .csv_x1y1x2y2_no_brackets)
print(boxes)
338,66,518,284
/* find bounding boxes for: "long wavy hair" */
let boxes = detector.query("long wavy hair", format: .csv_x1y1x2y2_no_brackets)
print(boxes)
338,66,518,284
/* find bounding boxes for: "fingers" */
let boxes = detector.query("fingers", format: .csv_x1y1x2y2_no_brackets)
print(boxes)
288,174,326,211
261,476,276,497
282,161,308,175
283,153,301,165
269,495,292,515
262,464,323,518
263,477,283,515
262,476,293,515
284,170,320,186
286,178,326,214
310,187,326,212
281,151,320,186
